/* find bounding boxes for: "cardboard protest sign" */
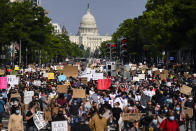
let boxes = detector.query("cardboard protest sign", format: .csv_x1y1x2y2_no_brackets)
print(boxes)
180,85,192,96
48,73,55,79
122,113,145,121
72,89,86,98
29,64,35,69
33,111,47,130
7,75,19,86
24,91,34,104
65,81,71,86
160,74,167,80
0,69,5,75
92,73,103,80
81,77,88,85
59,66,78,78
11,93,21,98
154,70,160,75
58,75,66,82
162,70,169,75
52,121,68,131
97,79,111,90
184,72,191,79
0,77,7,89
57,85,68,93
184,108,193,118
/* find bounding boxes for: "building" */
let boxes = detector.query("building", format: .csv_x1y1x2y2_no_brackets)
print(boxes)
52,23,62,34
69,5,112,52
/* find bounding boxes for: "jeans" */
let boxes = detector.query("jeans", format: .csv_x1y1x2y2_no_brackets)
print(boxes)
27,126,38,131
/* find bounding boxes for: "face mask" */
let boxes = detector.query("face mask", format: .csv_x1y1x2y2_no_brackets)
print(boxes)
165,110,168,113
74,103,77,106
169,116,175,121
152,119,157,125
15,110,20,115
189,98,193,101
176,107,180,111
85,121,89,124
14,102,18,106
122,96,126,99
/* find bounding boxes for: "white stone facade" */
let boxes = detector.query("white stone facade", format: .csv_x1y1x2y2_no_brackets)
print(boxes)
69,6,111,52
52,23,62,34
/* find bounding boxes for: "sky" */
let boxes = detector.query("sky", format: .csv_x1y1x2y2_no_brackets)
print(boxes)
42,0,148,35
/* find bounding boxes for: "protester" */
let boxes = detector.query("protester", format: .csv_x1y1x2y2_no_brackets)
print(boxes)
0,62,195,131
160,110,180,131
8,106,24,131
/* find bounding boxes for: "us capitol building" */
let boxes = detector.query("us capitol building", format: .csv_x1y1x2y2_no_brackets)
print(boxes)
69,5,112,52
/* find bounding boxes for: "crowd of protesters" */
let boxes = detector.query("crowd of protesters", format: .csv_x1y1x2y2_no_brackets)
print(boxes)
0,62,196,131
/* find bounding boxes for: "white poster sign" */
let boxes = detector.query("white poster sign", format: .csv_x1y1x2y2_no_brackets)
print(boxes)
33,111,47,130
92,73,103,80
24,91,34,104
133,77,140,81
7,75,19,87
138,74,145,80
33,80,41,86
52,121,68,131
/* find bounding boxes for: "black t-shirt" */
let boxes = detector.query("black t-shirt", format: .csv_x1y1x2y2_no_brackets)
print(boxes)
112,107,122,121
71,123,91,131
26,111,35,127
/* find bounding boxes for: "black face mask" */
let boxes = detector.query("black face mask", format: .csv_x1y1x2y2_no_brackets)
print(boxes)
58,111,63,115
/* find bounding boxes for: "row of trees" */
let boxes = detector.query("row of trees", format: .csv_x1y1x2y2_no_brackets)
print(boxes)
110,0,196,63
0,0,88,65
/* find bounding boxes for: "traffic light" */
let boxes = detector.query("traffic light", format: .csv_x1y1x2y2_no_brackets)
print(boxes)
111,43,117,60
106,43,111,59
120,38,127,57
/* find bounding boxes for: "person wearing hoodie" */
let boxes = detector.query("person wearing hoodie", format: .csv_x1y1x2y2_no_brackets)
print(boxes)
89,107,107,131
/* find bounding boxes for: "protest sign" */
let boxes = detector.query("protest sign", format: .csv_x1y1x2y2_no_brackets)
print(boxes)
184,108,193,118
154,70,160,75
48,73,54,79
11,93,21,99
184,72,191,79
59,66,78,78
33,80,41,87
7,75,19,86
92,73,103,80
133,77,140,82
97,79,111,90
33,111,47,130
152,68,158,71
14,66,19,71
160,74,167,80
29,64,35,69
138,74,145,80
57,85,68,93
65,81,71,86
0,77,7,89
0,69,5,75
81,77,88,85
72,89,86,98
122,113,145,121
58,75,66,82
180,85,192,96
162,70,169,75
24,91,34,104
52,121,68,131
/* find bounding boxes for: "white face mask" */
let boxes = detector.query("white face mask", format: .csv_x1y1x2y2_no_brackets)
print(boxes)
189,97,193,101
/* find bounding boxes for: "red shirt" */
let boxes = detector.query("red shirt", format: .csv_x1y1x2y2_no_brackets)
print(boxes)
160,118,179,131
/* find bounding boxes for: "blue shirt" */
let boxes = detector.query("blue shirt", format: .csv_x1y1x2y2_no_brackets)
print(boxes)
0,100,5,112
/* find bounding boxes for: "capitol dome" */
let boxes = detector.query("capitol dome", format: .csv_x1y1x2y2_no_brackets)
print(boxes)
78,5,98,36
